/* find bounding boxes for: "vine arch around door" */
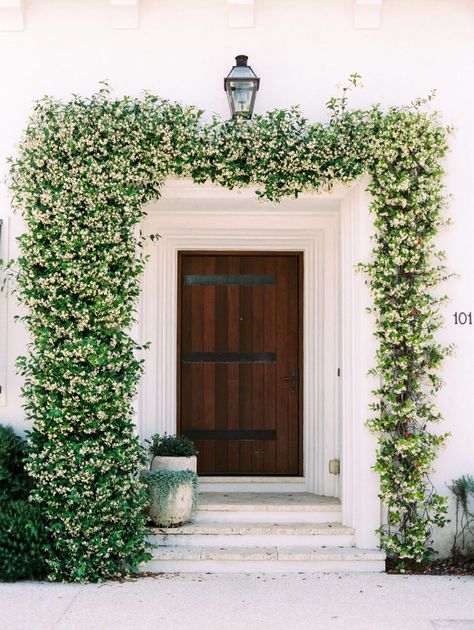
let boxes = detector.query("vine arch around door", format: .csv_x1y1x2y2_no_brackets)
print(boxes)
9,84,450,580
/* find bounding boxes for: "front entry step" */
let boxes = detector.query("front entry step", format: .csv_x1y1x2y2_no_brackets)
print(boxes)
142,492,386,573
195,492,342,523
149,521,354,548
144,546,386,573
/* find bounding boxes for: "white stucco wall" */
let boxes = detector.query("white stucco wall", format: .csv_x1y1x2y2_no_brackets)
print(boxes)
0,0,473,554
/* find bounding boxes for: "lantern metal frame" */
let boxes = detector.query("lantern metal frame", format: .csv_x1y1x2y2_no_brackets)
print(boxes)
224,55,260,119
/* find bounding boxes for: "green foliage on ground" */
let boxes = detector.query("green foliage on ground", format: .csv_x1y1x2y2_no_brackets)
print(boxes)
450,474,474,562
0,425,30,502
0,500,47,582
0,424,47,581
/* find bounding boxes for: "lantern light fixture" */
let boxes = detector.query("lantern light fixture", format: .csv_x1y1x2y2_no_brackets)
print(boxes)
224,55,260,119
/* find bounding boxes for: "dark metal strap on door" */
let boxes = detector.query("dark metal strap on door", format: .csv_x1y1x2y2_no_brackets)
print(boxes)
183,429,276,441
184,274,276,286
182,352,276,363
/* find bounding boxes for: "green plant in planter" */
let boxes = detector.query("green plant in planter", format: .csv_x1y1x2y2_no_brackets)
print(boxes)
142,469,199,527
147,434,198,459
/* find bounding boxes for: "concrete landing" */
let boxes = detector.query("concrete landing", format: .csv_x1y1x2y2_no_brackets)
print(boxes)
2,573,474,630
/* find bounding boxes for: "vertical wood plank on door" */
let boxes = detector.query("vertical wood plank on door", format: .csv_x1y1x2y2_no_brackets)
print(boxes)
190,257,204,442
287,255,300,474
239,256,252,473
275,256,290,473
180,255,192,450
227,256,240,472
201,255,216,473
263,255,277,474
247,256,265,473
214,255,229,472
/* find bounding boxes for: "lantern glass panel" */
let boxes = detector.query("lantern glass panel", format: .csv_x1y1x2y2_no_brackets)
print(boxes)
228,81,255,116
224,57,259,119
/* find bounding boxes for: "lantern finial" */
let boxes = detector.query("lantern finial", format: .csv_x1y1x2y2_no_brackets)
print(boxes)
235,55,248,67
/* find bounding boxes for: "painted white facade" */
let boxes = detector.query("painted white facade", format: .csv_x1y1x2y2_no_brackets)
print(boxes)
0,0,473,555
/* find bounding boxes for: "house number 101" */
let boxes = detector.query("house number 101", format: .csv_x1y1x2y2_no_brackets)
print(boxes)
453,312,472,325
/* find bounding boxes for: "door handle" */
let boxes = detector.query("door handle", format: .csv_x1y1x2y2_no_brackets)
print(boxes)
282,368,297,393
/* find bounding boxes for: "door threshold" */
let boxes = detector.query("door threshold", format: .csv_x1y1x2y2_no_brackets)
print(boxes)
198,476,308,493
199,476,306,483
199,482,312,493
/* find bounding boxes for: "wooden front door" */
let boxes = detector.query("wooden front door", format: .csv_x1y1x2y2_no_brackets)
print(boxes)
178,252,302,475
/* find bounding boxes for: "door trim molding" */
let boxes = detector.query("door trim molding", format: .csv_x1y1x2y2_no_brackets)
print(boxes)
138,177,381,548
139,188,339,496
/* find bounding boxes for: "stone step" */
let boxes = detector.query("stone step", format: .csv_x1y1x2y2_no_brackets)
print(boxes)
143,545,386,573
195,492,341,523
199,477,308,493
149,521,354,548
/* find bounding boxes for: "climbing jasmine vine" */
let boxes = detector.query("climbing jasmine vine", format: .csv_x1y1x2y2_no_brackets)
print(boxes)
7,77,450,580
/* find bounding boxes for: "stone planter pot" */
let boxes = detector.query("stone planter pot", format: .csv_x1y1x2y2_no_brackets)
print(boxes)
151,455,197,473
148,479,194,527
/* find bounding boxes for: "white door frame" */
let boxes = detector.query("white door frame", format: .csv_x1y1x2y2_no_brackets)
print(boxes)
138,177,380,547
